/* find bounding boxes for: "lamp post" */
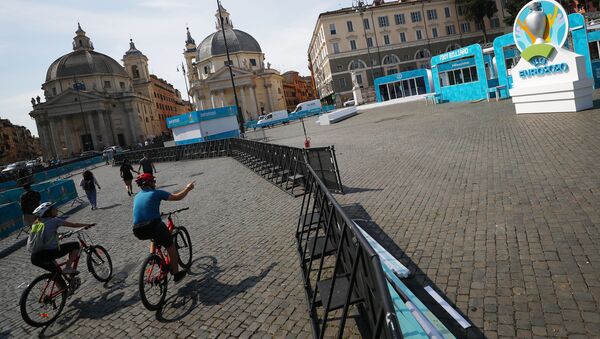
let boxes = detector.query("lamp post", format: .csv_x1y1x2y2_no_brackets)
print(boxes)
73,76,90,151
217,0,245,134
353,0,376,89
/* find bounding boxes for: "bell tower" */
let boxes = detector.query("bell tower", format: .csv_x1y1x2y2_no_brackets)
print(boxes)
72,23,94,51
122,39,149,85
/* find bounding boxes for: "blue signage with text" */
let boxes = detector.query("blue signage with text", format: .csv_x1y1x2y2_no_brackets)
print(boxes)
167,106,238,128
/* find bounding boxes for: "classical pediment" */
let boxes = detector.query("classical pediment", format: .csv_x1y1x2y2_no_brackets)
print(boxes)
204,66,254,83
42,89,105,107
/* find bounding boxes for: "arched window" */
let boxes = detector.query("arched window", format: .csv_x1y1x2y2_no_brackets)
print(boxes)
414,49,431,59
382,54,400,65
348,59,367,70
132,65,140,78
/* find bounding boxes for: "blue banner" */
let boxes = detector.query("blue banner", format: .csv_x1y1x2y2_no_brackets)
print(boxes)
167,106,238,128
0,202,24,239
437,57,476,72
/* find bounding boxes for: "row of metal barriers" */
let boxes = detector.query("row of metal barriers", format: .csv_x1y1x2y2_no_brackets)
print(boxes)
114,139,231,165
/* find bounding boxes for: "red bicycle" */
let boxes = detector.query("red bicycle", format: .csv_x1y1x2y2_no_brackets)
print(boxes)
138,207,192,310
19,226,113,327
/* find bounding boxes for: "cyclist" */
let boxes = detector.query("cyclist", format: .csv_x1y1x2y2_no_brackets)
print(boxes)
29,202,95,276
132,173,194,282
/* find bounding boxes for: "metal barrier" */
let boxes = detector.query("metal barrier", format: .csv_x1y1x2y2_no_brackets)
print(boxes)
305,146,343,194
296,163,402,338
113,139,231,165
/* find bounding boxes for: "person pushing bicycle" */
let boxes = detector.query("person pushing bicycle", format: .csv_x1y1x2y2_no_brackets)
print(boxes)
29,202,95,276
132,173,194,282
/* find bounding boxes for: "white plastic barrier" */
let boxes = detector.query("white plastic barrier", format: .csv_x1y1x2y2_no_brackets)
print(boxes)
317,106,358,125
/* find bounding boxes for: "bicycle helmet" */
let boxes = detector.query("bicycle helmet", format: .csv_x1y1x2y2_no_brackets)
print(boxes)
32,202,54,217
135,173,155,187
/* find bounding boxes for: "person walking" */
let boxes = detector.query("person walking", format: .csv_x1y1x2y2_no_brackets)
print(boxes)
20,183,41,227
120,159,138,196
138,153,157,174
80,170,101,210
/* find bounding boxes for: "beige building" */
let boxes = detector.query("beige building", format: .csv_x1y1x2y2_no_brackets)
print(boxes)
29,25,179,160
184,7,286,121
0,119,41,165
308,0,511,103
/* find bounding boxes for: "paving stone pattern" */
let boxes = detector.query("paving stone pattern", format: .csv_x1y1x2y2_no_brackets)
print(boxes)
264,98,600,338
0,158,315,338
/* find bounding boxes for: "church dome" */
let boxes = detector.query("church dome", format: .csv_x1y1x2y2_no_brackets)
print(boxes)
46,50,129,82
45,23,128,82
197,28,262,62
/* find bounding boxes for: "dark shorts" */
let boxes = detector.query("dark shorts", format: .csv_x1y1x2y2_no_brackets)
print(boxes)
31,242,80,274
133,219,172,248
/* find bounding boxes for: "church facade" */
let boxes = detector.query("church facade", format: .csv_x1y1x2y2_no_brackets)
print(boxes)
30,25,163,159
184,7,286,122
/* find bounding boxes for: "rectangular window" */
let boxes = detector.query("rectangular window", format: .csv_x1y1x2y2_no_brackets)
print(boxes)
204,66,209,74
399,32,406,43
444,7,451,18
457,5,463,16
427,9,437,20
416,30,422,40
339,77,346,88
394,13,405,25
440,64,479,87
52,87,57,96
250,59,257,66
383,35,390,45
347,20,354,32
431,27,438,38
350,40,357,50
589,41,600,60
363,18,370,29
378,16,389,27
491,18,500,28
461,22,471,33
446,25,456,35
411,11,421,23
120,82,125,89
333,42,340,54
367,37,373,47
330,23,336,35
356,74,363,85
103,81,111,89
476,21,484,30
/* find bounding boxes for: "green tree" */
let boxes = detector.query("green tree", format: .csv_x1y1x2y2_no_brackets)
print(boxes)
504,0,530,26
459,0,498,43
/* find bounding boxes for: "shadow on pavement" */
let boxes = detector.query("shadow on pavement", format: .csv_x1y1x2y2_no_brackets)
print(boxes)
156,256,276,323
38,262,139,338
189,172,203,178
98,203,121,210
341,185,383,194
342,203,485,339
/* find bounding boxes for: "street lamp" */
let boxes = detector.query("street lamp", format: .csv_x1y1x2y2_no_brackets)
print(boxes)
353,0,376,89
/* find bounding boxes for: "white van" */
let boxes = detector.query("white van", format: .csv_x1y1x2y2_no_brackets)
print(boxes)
291,99,322,116
256,110,289,127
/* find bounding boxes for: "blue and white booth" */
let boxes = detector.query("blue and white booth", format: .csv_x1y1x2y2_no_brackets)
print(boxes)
431,44,491,102
374,69,433,102
166,106,240,146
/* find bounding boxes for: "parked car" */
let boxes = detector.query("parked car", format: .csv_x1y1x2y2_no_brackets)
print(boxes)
256,110,289,128
103,146,124,154
80,150,102,158
343,99,356,107
1,161,26,173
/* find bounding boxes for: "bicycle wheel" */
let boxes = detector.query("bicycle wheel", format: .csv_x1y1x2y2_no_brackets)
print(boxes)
20,273,67,327
138,254,168,311
87,245,113,282
174,226,192,269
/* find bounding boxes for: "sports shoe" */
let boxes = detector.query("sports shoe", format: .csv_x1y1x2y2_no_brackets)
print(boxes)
127,191,131,197
173,271,187,283
62,267,79,275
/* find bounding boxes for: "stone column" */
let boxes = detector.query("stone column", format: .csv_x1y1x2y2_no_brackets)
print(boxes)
37,121,50,159
197,96,205,110
86,112,97,150
61,116,72,157
249,85,260,118
220,91,225,107
97,110,111,147
210,92,216,108
239,86,248,120
264,83,273,113
47,119,60,159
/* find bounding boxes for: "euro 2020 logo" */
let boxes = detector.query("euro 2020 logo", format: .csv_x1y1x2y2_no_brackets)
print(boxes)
513,0,568,62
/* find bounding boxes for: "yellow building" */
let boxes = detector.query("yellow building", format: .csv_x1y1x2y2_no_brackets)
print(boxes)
184,7,286,121
308,0,511,103
0,119,41,165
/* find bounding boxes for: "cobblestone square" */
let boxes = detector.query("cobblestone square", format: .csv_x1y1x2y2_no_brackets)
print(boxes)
1,98,600,338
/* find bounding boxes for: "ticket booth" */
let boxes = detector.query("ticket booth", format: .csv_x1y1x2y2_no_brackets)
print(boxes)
374,69,433,102
431,44,490,102
167,106,240,145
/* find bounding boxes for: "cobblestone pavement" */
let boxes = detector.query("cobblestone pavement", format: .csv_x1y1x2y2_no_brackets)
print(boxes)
264,98,600,338
0,158,315,338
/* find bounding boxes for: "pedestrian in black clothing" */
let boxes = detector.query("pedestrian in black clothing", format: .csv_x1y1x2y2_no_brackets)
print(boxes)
20,183,41,226
138,153,157,174
120,159,138,196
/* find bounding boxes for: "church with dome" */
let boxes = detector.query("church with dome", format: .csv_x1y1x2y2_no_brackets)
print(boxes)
184,7,286,121
30,24,170,159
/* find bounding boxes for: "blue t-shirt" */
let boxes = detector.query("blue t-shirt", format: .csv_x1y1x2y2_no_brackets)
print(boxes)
132,189,171,225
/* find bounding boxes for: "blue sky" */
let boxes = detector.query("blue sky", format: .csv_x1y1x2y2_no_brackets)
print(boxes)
0,0,343,135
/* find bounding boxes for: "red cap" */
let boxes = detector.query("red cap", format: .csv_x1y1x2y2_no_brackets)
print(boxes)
136,173,155,184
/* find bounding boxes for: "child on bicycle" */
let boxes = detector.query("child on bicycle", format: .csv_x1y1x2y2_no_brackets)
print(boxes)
29,202,95,276
132,173,194,282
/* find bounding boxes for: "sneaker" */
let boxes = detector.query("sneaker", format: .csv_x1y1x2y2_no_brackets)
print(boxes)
127,191,131,197
62,268,80,275
173,271,187,283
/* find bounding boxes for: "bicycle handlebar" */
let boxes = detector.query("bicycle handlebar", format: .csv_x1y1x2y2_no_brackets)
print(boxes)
161,207,189,217
58,224,95,239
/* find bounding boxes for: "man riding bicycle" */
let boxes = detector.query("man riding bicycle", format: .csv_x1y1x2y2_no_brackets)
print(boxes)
132,173,194,282
29,202,95,276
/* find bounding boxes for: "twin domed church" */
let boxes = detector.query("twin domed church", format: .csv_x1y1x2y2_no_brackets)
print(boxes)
30,7,286,160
